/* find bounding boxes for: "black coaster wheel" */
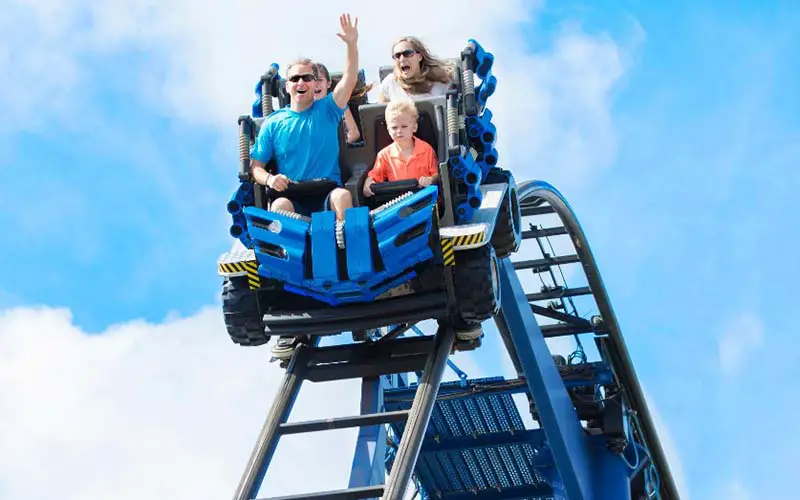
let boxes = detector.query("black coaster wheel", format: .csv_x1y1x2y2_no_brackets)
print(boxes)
221,275,268,346
486,167,522,258
452,243,501,326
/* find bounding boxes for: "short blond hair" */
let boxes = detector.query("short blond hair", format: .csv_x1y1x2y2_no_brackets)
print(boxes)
385,99,419,123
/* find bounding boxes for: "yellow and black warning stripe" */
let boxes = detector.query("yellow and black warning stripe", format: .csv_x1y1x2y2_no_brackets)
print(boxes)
245,261,260,290
440,238,455,267
449,231,484,248
219,260,261,290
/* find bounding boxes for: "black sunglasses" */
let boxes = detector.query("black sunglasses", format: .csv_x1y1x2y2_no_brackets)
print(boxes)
288,73,316,83
392,49,417,60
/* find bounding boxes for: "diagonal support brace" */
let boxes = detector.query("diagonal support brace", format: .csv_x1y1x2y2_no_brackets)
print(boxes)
496,257,594,500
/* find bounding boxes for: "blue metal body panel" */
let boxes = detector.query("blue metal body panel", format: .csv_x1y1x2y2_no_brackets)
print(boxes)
239,187,439,305
344,206,373,280
371,187,438,275
310,210,338,286
244,206,308,284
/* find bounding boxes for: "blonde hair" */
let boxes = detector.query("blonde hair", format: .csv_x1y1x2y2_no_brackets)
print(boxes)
392,36,453,94
385,99,419,123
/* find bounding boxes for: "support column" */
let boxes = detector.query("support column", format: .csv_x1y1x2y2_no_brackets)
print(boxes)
592,442,632,499
496,258,594,500
348,376,391,493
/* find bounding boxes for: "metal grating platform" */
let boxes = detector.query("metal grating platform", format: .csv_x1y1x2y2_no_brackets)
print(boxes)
383,377,566,500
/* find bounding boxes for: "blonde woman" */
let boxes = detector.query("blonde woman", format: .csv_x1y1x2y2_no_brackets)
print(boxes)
377,36,453,102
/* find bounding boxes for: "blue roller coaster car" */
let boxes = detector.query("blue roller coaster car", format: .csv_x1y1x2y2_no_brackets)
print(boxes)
217,40,522,346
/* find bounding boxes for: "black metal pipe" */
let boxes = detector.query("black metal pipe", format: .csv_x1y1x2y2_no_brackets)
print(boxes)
278,410,409,435
381,324,455,500
232,346,310,500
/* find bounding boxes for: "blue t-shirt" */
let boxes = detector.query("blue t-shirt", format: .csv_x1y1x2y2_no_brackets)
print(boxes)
250,93,346,184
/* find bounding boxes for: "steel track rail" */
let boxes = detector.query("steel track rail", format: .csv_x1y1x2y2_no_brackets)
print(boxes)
513,180,680,500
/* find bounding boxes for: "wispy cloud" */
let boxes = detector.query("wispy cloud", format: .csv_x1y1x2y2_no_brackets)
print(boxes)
715,480,751,500
717,312,764,377
0,304,366,498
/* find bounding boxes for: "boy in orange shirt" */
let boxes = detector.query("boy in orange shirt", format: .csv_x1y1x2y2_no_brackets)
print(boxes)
363,99,438,197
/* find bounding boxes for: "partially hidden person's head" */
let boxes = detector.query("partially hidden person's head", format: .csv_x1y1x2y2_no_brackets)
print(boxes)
391,36,452,94
314,63,331,100
284,58,319,107
385,99,419,144
314,61,373,101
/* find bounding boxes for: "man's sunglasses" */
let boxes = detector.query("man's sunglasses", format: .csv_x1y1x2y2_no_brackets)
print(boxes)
288,73,316,83
392,49,417,60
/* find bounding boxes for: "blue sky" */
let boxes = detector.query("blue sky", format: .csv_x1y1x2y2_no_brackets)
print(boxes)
1,1,797,498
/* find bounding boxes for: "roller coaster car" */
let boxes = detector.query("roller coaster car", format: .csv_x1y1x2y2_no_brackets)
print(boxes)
218,39,522,347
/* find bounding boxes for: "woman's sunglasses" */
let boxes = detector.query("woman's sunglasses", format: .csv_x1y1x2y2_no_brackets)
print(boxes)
392,49,418,60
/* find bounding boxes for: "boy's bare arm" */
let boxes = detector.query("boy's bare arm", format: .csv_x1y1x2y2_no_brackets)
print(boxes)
362,176,376,196
332,14,359,110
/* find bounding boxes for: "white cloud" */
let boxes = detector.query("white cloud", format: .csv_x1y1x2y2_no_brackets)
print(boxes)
715,480,750,500
717,312,764,377
0,304,370,499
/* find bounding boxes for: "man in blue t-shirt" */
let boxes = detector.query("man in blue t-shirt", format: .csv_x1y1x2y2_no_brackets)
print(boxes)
250,14,360,221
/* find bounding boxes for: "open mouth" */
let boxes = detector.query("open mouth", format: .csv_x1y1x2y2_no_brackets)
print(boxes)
400,63,411,73
296,88,309,95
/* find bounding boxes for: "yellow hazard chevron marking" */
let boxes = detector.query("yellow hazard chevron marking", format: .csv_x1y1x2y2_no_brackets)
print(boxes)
244,261,260,289
449,232,484,247
219,260,261,289
440,238,455,267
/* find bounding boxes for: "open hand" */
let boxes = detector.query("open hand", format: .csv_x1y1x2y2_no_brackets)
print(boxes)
336,14,358,45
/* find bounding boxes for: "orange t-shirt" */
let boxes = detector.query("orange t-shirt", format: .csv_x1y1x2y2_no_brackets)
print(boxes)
368,137,438,182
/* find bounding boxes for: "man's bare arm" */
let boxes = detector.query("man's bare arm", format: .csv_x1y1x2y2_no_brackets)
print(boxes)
251,160,270,185
332,14,359,110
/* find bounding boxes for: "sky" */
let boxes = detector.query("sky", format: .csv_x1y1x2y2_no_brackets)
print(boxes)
1,0,798,498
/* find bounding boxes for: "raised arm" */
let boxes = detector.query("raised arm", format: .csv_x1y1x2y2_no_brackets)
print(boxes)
332,14,359,110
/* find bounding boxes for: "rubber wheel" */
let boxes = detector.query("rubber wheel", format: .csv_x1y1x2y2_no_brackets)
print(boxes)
486,168,521,258
221,276,268,346
452,243,501,325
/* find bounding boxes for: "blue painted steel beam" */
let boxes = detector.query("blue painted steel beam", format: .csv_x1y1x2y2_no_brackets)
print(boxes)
348,375,392,490
496,257,594,500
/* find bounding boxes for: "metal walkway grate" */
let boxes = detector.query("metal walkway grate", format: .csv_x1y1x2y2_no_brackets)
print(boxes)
384,377,565,500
